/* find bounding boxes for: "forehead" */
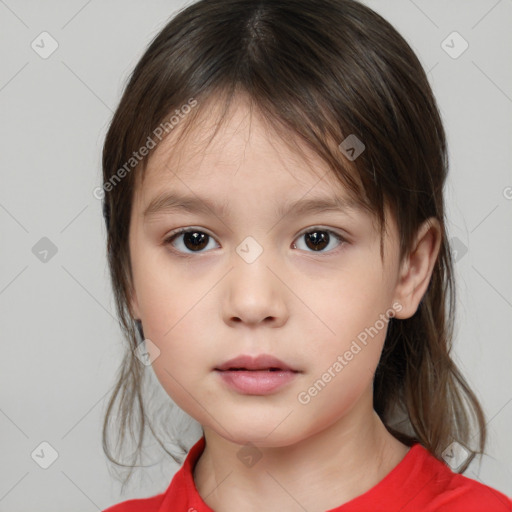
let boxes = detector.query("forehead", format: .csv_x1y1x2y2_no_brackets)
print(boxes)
136,95,366,211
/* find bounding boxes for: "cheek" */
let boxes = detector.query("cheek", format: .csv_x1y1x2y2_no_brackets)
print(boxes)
132,246,200,331
145,307,211,415
141,294,210,371
291,262,391,401
131,254,209,368
297,261,387,341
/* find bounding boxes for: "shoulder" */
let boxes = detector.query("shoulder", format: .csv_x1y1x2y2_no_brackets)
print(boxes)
102,493,165,512
102,437,206,512
430,470,512,511
410,444,512,511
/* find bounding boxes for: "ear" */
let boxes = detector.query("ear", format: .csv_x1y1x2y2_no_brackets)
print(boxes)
392,217,442,319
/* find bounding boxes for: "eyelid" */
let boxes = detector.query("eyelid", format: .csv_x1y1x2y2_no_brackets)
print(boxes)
295,225,347,240
164,226,217,241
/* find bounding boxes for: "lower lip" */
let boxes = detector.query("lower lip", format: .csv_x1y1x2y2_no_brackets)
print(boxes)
215,370,299,395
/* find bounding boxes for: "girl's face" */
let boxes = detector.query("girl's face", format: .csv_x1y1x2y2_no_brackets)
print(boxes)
128,97,409,447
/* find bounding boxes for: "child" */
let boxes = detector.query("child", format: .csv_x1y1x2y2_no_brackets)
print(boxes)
100,0,512,510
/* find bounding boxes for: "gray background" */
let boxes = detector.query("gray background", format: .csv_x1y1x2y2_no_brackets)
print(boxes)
0,0,511,510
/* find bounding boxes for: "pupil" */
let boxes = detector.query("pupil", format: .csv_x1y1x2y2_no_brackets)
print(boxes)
184,231,208,251
306,231,329,251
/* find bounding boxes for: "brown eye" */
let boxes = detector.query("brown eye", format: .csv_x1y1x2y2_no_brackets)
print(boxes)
164,229,218,253
293,228,345,253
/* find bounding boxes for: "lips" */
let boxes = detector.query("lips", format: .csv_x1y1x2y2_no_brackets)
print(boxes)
214,354,299,372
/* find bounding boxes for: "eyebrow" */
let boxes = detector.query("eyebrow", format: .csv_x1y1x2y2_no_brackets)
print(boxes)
143,191,364,221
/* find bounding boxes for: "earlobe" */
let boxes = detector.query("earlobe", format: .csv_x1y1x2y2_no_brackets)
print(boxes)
393,217,442,319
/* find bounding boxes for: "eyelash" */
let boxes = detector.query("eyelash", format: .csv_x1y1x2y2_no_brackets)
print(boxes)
163,227,347,256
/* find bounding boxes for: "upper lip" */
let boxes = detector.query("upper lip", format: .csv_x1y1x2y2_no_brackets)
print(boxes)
214,354,299,372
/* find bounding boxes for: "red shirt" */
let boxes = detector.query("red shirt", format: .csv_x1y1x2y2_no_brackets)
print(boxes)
103,436,512,511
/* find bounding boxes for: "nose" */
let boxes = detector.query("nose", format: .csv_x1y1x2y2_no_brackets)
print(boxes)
222,252,289,328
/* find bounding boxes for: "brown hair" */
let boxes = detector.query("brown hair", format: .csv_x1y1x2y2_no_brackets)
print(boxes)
101,0,486,488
